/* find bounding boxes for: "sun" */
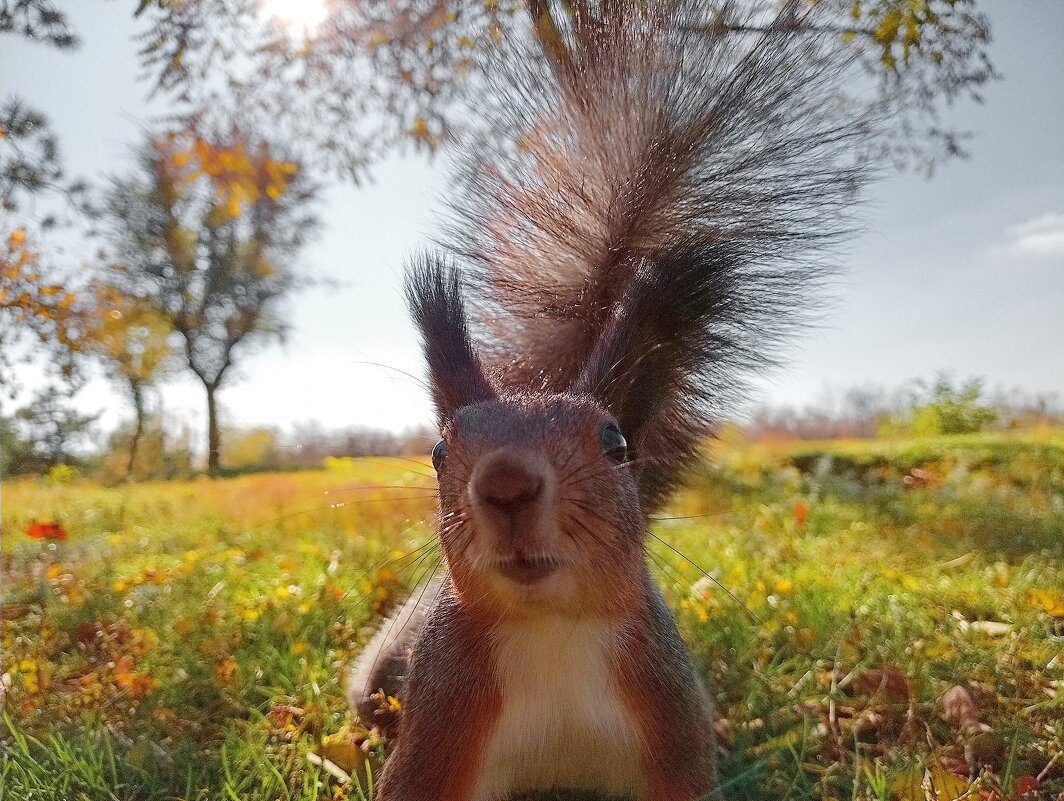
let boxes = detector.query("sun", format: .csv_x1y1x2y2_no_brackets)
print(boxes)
260,0,329,31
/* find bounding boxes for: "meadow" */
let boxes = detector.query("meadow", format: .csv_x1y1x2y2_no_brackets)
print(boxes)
2,430,1063,801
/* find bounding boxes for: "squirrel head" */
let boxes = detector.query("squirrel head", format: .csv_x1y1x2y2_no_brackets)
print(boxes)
406,255,688,615
433,393,645,615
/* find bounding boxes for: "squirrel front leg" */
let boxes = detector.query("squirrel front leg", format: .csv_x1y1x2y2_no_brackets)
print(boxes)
618,578,716,801
374,589,502,801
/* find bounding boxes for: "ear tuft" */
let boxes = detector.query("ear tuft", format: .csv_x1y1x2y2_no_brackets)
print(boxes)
406,254,496,426
575,245,758,509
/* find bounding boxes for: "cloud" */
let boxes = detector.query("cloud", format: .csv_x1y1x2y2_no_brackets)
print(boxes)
1002,212,1064,258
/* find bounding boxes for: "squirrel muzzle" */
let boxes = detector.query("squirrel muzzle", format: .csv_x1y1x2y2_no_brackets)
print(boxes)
469,448,560,586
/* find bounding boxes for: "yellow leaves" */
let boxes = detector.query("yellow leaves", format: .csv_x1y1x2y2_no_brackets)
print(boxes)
80,277,173,384
874,8,904,46
852,2,938,71
170,148,192,169
2,225,78,344
891,766,970,801
1028,588,1064,618
157,133,299,222
225,193,243,220
215,658,239,682
316,732,364,776
410,116,439,148
253,256,277,278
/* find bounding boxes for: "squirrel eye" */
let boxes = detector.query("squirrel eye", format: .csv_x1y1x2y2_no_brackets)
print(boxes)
431,438,447,471
600,423,627,462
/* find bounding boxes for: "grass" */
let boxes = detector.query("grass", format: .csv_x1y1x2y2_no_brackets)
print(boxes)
2,431,1063,800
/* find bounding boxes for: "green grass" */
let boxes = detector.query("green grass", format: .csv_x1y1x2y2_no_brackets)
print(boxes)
2,432,1063,800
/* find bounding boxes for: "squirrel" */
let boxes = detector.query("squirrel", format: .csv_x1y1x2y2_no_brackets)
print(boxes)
349,1,868,799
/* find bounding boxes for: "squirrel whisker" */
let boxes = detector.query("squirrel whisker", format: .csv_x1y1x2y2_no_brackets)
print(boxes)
649,531,762,625
337,537,438,604
358,552,446,700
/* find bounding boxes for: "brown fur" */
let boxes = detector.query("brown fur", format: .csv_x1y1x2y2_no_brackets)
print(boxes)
375,581,503,801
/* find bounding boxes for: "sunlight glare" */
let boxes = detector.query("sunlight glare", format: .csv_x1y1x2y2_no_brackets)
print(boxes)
261,0,329,31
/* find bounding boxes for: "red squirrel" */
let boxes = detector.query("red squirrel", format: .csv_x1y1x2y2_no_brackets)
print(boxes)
350,1,867,798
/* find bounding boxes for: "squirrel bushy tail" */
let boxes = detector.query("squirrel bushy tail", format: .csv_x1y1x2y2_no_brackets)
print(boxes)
445,0,871,509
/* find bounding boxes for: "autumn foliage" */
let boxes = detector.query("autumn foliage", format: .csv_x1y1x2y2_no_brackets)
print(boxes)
26,521,68,540
0,226,78,380
158,133,300,221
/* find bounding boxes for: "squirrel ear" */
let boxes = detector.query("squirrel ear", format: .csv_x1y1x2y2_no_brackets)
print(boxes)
574,251,741,508
574,264,683,442
406,254,496,426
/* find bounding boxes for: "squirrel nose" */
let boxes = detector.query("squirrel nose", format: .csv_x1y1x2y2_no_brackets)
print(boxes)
472,451,545,514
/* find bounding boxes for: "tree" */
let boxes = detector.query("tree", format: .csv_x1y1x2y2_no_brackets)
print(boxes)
3,384,98,473
80,276,174,476
1,5,87,391
0,226,79,392
907,374,998,435
131,0,997,180
99,131,318,473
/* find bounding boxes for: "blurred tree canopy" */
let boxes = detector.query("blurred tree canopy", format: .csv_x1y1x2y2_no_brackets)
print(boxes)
0,226,79,392
906,375,999,435
79,277,175,477
98,131,319,473
131,0,998,180
1,384,98,474
0,3,87,391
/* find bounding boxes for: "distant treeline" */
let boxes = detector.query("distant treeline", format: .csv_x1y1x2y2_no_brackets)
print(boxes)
3,375,1060,480
0,403,436,480
747,375,1062,442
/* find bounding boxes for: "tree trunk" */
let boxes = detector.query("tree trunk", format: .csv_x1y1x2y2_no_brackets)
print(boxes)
127,381,146,479
205,382,221,474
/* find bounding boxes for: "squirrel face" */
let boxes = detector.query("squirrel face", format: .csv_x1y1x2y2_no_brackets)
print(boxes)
433,393,647,616
404,258,697,616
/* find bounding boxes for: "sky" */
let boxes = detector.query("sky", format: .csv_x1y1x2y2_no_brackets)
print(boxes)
2,1,1062,441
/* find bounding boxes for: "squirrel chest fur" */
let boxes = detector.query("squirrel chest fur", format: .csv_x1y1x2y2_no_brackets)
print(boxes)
350,0,869,797
474,616,645,799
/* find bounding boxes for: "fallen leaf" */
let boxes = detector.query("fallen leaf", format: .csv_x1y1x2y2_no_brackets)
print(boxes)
27,521,68,540
926,769,970,801
940,685,980,730
1028,589,1064,618
318,729,364,774
1010,775,1039,799
306,751,352,784
968,621,1013,637
852,666,911,703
